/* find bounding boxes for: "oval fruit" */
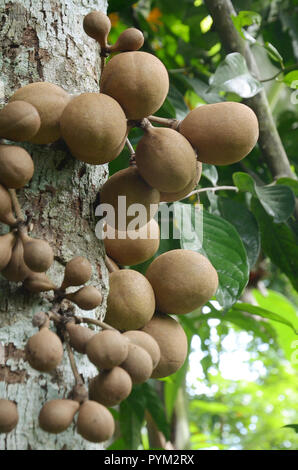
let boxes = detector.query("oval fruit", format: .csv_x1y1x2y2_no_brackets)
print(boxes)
120,343,153,384
61,256,92,289
109,28,144,53
25,327,63,372
66,323,95,354
65,286,102,310
122,330,161,369
83,11,111,48
0,101,40,142
0,184,17,226
160,161,202,202
39,399,79,434
0,145,34,189
77,400,115,443
90,367,132,407
0,399,18,434
1,237,31,282
86,330,129,369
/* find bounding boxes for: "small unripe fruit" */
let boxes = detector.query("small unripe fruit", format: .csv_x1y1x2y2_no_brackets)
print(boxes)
0,232,16,271
123,330,161,369
0,100,41,142
109,28,144,53
20,232,54,273
86,330,129,369
89,367,132,407
65,285,102,310
39,399,79,434
77,400,115,443
26,327,63,372
121,343,153,384
0,184,17,226
0,400,18,434
66,323,95,354
61,256,92,289
160,161,202,202
23,272,57,293
1,237,31,282
0,145,34,189
83,11,111,48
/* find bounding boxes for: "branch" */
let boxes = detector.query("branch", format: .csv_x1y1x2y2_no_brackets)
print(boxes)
260,63,298,83
185,185,238,199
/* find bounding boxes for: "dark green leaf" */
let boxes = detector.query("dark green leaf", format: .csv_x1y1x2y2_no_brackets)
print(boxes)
232,303,298,333
283,424,298,433
264,42,284,66
202,164,218,186
119,386,146,449
142,382,171,440
276,177,298,197
108,0,136,13
283,71,298,87
167,85,189,119
231,11,261,37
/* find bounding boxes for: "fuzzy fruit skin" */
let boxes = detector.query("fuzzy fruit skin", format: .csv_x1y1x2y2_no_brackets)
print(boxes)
89,367,132,407
0,184,17,226
103,218,160,267
160,161,202,202
146,249,218,315
100,166,160,231
0,232,16,271
26,328,64,372
180,102,259,165
0,101,40,142
9,82,70,144
105,269,155,331
101,51,169,119
110,28,144,52
23,272,57,293
39,399,79,434
86,330,129,369
66,323,95,354
22,238,54,273
0,145,34,189
122,330,161,369
77,400,115,443
62,256,92,289
60,93,127,165
83,11,111,47
142,313,188,378
1,237,31,282
66,285,102,310
120,343,153,384
135,127,197,193
0,399,18,433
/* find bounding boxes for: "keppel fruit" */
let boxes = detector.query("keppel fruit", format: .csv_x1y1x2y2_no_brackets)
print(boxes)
105,269,155,331
0,184,17,226
89,367,132,407
39,399,79,434
77,400,115,443
0,232,16,271
61,256,92,289
135,126,197,193
20,232,54,273
60,93,127,165
83,11,111,48
0,144,34,189
179,102,259,165
86,330,129,369
100,51,169,119
109,28,144,52
120,343,153,384
0,101,41,142
0,399,18,434
100,166,160,231
123,330,161,369
160,161,202,202
23,272,57,293
66,286,102,310
103,218,160,266
26,327,63,372
1,237,31,282
9,82,70,144
146,249,218,315
142,313,188,378
66,323,95,354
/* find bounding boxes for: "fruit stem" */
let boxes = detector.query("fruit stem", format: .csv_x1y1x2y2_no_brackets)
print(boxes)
65,335,84,386
105,255,120,273
148,115,180,130
126,138,136,166
99,55,106,88
76,315,117,331
185,185,238,199
8,189,25,224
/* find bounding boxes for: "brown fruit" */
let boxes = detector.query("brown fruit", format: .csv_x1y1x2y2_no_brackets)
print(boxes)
0,144,34,189
100,166,160,231
160,161,202,202
66,323,95,354
100,51,169,119
25,327,63,372
105,269,155,331
120,343,153,384
179,102,259,165
142,313,188,378
0,232,16,271
77,400,115,443
89,367,132,407
0,399,18,433
23,272,57,293
83,11,111,48
9,82,70,144
60,93,127,165
103,218,160,266
61,256,92,289
1,237,31,282
109,28,144,52
146,249,218,315
65,285,102,310
39,399,79,434
0,101,41,142
86,330,128,369
123,330,160,369
20,232,54,273
135,126,197,193
0,184,17,226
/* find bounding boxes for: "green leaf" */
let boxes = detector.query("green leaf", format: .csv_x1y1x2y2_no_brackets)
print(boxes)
142,382,171,440
174,204,249,309
218,197,260,268
108,0,136,13
283,424,298,433
264,42,284,66
119,386,146,449
276,177,298,197
164,354,189,419
231,11,261,37
167,84,189,120
283,71,298,87
232,303,298,333
106,438,127,450
233,172,255,193
191,400,229,414
209,53,262,98
251,199,298,291
202,164,218,186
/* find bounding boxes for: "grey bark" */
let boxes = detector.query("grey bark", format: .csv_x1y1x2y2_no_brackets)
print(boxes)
0,0,110,450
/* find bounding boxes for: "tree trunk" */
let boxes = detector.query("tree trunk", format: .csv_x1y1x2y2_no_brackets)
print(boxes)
0,0,109,450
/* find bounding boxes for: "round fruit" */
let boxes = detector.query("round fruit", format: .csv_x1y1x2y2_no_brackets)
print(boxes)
123,330,160,369
83,11,111,48
100,51,169,119
65,285,102,310
23,272,57,293
109,28,144,52
100,166,160,231
86,330,129,369
9,82,70,144
77,400,115,443
25,327,63,372
39,399,79,434
120,343,153,384
0,101,40,142
66,323,95,354
105,269,155,331
61,256,92,289
0,184,17,226
103,218,160,266
135,126,197,193
160,161,202,202
60,93,127,165
142,313,188,378
146,249,218,314
0,232,16,271
1,237,31,282
89,367,132,407
20,232,54,273
0,399,18,433
0,145,34,189
179,102,259,165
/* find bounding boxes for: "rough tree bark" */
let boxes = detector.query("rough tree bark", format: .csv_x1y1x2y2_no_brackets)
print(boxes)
0,0,110,450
